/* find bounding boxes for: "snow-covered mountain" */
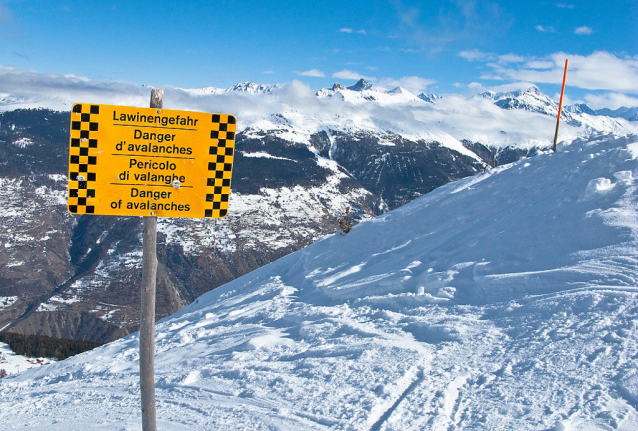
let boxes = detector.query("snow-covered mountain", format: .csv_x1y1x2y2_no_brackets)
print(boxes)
314,79,424,105
1,82,637,344
596,106,638,122
1,133,636,429
476,86,562,116
476,86,630,133
179,81,282,96
418,92,441,103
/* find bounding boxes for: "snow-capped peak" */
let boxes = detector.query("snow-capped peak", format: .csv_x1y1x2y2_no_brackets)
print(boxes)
418,93,441,103
389,86,407,94
347,78,374,91
178,82,280,96
474,90,497,100
564,103,596,115
225,82,280,94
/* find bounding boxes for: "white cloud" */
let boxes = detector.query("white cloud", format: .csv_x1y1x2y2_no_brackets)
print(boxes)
378,76,436,94
2,65,634,143
552,93,583,107
262,70,274,74
488,51,638,94
0,65,148,108
459,49,493,62
339,28,366,35
399,48,423,54
391,1,514,53
450,81,484,91
535,25,555,33
298,69,325,78
485,81,539,93
556,3,575,9
332,69,375,81
525,60,554,70
499,54,525,64
480,73,505,81
575,26,593,35
584,92,638,110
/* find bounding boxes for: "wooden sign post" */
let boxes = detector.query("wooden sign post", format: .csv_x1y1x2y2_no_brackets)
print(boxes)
67,91,238,430
139,89,162,431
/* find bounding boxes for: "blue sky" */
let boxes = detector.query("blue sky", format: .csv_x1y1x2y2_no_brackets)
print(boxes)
1,0,637,109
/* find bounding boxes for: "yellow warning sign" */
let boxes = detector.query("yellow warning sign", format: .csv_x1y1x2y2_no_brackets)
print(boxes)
67,103,236,219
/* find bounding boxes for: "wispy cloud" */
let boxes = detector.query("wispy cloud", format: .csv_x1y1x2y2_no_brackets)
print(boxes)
399,48,423,54
484,51,638,94
499,54,525,64
479,73,505,81
524,60,555,70
575,26,593,35
453,80,541,93
459,49,494,62
460,50,524,65
332,69,375,81
0,65,148,108
0,4,19,38
0,4,12,23
556,3,575,9
298,69,326,78
262,70,274,74
535,25,555,33
584,92,638,110
338,28,366,35
390,0,513,51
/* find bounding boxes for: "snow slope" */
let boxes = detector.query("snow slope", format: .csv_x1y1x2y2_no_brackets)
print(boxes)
0,342,55,376
1,133,637,430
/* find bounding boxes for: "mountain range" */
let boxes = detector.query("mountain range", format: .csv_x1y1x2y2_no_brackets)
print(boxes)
0,81,637,343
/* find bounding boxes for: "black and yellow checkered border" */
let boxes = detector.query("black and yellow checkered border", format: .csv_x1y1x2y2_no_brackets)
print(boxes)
68,104,99,214
205,114,236,218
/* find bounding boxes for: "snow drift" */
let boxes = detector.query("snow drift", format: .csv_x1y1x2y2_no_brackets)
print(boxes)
0,133,637,430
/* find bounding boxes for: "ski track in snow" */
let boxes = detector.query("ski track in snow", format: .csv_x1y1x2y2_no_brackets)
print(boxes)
1,133,638,429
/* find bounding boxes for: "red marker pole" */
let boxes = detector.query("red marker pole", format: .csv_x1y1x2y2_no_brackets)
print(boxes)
553,59,569,152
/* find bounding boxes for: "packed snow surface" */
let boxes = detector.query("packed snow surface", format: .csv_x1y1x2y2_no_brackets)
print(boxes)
1,133,637,430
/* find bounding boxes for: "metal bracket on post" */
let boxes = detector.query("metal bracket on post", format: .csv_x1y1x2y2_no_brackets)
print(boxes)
140,88,162,431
